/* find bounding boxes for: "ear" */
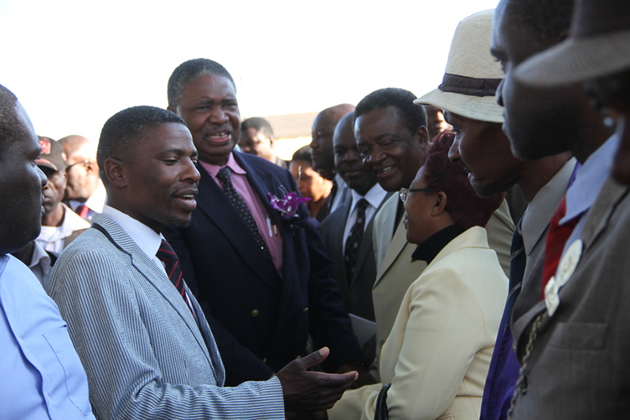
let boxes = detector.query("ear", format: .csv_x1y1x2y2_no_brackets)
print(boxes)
85,160,98,174
103,158,127,188
414,124,429,146
431,191,448,216
166,104,178,114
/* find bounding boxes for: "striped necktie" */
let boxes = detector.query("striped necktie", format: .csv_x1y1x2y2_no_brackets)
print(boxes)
156,239,190,309
75,204,91,219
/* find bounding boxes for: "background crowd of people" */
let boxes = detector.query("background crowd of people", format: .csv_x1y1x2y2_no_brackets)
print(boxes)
1,0,629,418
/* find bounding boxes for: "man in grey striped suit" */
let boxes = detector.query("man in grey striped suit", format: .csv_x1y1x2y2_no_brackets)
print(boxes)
49,106,357,419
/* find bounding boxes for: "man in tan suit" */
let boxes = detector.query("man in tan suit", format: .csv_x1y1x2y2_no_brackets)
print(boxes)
356,87,514,379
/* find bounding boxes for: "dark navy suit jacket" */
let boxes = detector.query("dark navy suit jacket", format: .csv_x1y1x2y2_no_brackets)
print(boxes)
164,152,363,386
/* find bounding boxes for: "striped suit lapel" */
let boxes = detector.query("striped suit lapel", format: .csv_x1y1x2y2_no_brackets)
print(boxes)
94,215,214,368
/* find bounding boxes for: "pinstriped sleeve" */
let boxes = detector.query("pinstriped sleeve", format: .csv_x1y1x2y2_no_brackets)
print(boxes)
49,240,284,420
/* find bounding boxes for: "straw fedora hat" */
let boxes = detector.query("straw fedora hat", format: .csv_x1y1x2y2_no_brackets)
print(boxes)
515,0,630,86
415,9,504,124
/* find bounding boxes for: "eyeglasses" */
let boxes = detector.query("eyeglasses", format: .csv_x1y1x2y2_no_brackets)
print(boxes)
399,187,433,203
66,160,92,171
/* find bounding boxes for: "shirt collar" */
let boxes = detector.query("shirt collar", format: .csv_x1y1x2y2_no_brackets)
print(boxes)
334,173,345,187
29,240,51,269
522,158,577,255
562,133,619,224
199,152,247,178
412,224,465,264
101,205,163,261
349,183,388,213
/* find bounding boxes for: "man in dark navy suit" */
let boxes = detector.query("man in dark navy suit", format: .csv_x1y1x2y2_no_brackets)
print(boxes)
164,58,368,388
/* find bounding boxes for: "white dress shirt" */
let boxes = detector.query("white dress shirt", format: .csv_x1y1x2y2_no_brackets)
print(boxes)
342,183,388,254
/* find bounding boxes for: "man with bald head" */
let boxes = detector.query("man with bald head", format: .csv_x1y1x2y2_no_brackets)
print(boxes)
311,104,355,215
59,134,106,220
320,111,389,364
0,84,94,419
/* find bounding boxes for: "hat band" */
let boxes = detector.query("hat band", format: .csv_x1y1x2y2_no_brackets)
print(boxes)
438,73,502,97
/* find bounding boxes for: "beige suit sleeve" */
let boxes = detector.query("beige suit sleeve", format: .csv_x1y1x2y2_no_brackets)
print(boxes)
330,260,500,420
486,199,515,277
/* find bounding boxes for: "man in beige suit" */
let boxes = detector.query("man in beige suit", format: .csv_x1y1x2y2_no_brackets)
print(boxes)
355,88,514,379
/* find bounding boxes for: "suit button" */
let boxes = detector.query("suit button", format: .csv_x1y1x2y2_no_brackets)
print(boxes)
302,307,309,312
262,357,267,363
251,309,260,317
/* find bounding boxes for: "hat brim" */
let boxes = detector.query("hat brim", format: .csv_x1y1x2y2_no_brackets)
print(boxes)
36,158,59,172
414,88,504,124
515,30,630,87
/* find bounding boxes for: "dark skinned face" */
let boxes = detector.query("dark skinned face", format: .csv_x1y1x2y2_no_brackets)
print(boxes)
492,0,588,161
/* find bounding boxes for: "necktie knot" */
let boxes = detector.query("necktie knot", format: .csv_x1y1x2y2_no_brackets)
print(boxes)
541,197,580,298
216,167,232,186
156,239,186,299
356,198,368,216
157,239,178,264
75,204,91,219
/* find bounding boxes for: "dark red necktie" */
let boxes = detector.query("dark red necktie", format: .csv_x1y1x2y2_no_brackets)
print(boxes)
75,204,91,219
540,197,580,299
156,239,188,304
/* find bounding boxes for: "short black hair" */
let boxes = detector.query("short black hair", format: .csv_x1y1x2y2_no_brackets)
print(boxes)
242,117,274,139
0,84,21,155
97,106,186,183
355,88,427,135
292,145,313,163
503,0,573,43
167,58,235,109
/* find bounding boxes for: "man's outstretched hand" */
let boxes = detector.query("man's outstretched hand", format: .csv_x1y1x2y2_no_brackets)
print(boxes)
276,347,357,412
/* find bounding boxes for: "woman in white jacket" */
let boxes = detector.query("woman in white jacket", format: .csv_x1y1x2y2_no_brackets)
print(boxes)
328,131,507,420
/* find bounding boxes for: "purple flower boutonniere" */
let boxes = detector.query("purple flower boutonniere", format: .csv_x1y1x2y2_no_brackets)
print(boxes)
268,192,310,220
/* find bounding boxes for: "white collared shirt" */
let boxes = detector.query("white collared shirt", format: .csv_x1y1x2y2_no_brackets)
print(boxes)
37,203,91,253
342,184,388,253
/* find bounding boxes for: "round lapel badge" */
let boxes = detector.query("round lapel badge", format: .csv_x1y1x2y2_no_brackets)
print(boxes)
555,239,583,289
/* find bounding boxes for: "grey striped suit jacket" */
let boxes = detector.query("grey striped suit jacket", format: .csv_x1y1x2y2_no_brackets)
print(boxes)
49,214,284,419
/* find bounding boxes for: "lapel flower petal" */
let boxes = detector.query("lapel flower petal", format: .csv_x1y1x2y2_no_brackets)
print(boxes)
268,192,310,219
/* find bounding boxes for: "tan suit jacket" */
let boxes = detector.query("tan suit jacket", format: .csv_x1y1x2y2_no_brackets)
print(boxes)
370,196,513,378
329,226,508,419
